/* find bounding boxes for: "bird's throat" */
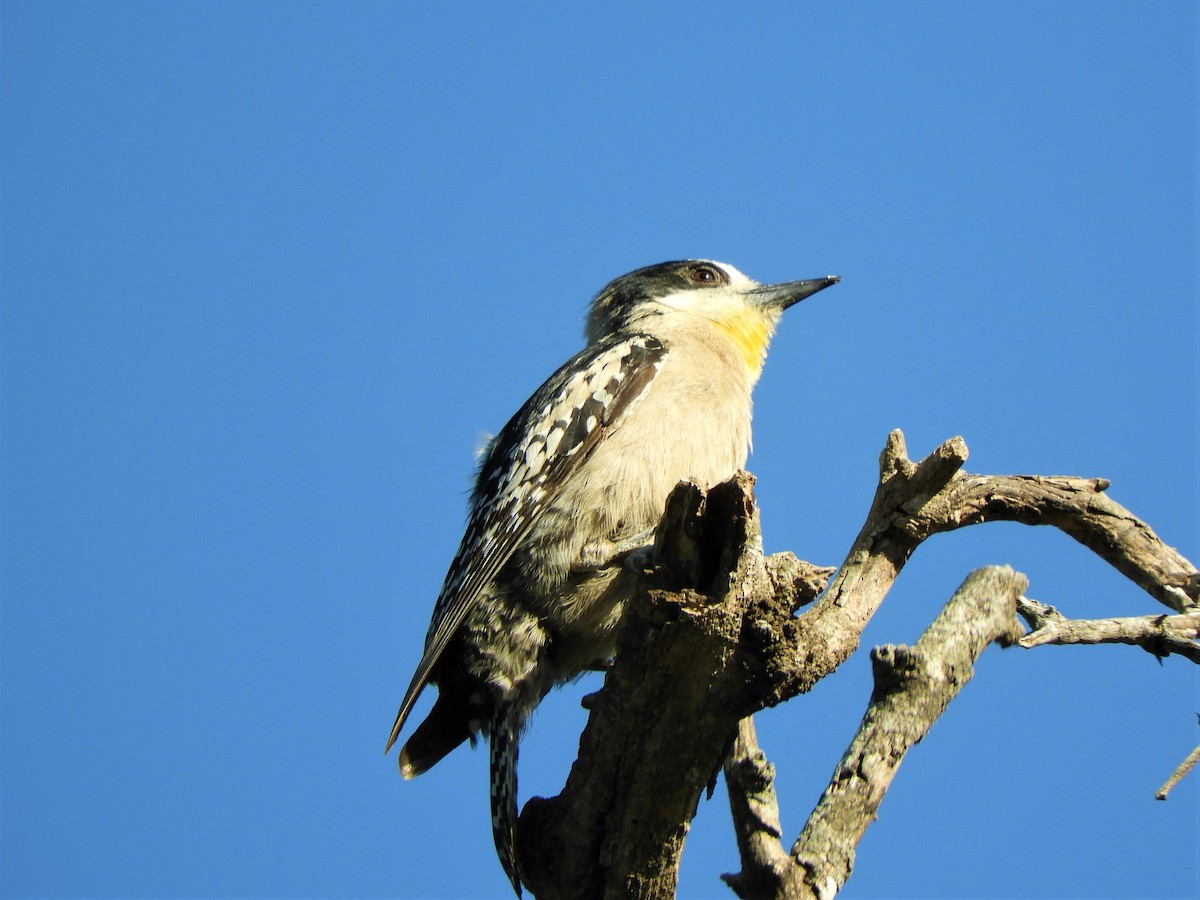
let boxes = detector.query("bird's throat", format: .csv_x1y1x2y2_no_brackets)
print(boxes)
712,308,774,376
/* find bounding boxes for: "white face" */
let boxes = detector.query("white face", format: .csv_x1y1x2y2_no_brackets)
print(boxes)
585,259,796,347
700,260,754,286
651,261,779,325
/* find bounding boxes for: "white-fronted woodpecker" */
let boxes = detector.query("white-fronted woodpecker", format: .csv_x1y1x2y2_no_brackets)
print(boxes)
386,260,840,895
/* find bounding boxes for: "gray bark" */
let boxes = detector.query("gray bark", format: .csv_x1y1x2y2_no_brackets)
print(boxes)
514,430,1198,899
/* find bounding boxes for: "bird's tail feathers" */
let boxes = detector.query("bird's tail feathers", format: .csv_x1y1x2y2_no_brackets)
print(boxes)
490,705,522,897
396,684,481,778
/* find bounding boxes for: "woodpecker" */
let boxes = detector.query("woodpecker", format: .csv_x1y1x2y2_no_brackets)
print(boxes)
386,260,839,894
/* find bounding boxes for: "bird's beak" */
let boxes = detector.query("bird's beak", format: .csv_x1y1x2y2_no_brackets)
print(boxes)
750,275,841,313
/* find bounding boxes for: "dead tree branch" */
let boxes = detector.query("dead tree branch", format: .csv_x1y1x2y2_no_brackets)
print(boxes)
720,567,1027,900
755,431,971,710
786,566,1026,900
1156,742,1200,800
722,717,790,897
1016,598,1200,663
515,430,1196,898
925,475,1198,613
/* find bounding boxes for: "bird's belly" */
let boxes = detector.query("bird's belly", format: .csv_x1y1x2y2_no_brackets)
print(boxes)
511,368,753,663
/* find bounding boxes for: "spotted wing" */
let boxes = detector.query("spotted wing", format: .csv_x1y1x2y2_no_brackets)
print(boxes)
386,333,667,751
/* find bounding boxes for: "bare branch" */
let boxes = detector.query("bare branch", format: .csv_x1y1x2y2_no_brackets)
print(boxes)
1016,598,1200,664
925,475,1198,613
735,428,1199,714
759,431,971,708
515,430,1195,897
1156,744,1200,800
754,431,1196,710
722,717,791,898
786,566,1028,900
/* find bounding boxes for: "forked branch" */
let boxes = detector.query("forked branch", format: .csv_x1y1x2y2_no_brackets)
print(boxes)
516,430,1195,899
724,567,1027,900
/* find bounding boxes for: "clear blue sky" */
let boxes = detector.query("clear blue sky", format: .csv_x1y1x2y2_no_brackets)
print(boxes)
3,3,1197,898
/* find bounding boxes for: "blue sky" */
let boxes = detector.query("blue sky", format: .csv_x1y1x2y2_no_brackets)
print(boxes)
2,2,1197,898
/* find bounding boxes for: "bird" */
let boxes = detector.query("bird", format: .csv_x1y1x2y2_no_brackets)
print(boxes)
386,259,839,894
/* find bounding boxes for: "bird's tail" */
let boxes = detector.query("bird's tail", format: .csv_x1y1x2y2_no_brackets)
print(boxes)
396,683,479,779
489,705,522,897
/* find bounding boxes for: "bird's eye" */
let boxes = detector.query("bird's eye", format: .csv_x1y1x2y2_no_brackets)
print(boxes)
688,264,723,286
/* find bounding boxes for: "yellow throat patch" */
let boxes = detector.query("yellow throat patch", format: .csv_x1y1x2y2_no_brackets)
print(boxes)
713,307,775,376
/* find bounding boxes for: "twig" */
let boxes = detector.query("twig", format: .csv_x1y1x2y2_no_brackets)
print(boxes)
1156,744,1200,800
1016,598,1200,664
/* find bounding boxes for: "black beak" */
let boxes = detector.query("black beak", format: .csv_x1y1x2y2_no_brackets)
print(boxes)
750,275,841,313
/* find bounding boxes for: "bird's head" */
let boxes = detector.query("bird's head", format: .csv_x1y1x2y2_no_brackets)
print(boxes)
586,259,840,374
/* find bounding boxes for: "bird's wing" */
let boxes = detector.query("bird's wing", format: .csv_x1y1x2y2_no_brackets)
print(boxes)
386,333,668,752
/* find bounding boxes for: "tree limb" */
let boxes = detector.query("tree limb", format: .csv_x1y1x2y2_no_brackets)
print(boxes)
1016,598,1200,663
758,431,972,709
722,717,791,898
781,566,1027,900
514,430,1196,897
756,430,1198,710
925,475,1198,613
1156,743,1200,800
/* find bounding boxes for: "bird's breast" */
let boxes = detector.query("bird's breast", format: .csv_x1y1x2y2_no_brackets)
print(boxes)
530,342,755,573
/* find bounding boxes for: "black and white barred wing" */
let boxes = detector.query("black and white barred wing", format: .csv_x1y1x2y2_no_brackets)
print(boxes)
386,333,667,751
